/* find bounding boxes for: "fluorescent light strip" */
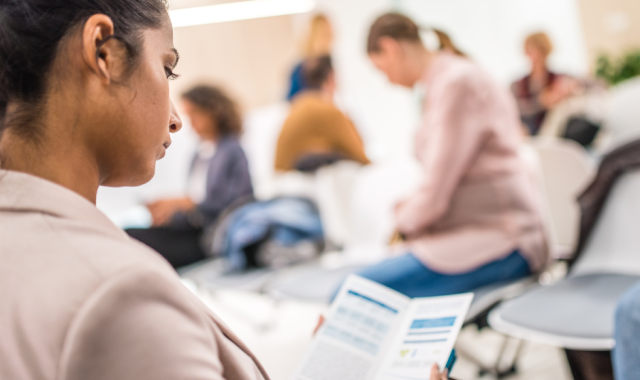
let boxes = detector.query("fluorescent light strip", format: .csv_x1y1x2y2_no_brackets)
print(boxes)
170,0,316,28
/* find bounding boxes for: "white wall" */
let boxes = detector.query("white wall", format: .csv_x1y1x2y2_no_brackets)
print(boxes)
396,0,589,82
98,0,590,220
307,0,589,164
576,0,640,66
302,0,421,163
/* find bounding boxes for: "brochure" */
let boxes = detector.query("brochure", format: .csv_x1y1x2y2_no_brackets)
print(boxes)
291,275,473,380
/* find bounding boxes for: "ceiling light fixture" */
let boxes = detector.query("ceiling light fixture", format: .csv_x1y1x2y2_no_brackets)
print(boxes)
170,0,316,28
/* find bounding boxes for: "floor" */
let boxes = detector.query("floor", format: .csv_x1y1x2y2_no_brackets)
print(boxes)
185,282,574,380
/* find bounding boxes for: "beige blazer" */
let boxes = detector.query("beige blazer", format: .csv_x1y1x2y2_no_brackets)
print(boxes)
0,169,269,380
396,53,549,274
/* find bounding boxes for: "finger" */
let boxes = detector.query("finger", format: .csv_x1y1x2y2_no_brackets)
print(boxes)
153,210,172,226
442,368,449,380
430,364,440,380
157,213,172,226
313,315,325,336
151,211,167,226
149,210,161,224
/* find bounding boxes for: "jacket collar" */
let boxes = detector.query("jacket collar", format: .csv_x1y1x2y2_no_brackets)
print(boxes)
204,308,271,380
0,169,269,379
0,169,127,241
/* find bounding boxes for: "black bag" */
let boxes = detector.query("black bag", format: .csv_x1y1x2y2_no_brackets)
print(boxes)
294,152,347,172
563,116,601,147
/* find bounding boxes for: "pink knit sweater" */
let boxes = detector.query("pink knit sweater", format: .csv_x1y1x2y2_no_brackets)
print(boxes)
396,53,549,274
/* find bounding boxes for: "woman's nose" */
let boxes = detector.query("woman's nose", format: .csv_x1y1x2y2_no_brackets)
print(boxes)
169,101,183,133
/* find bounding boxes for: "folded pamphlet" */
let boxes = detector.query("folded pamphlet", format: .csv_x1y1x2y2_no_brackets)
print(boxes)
292,275,473,380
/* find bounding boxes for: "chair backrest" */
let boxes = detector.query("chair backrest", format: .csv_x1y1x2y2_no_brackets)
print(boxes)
314,161,363,248
601,77,640,152
343,160,423,261
314,160,423,260
572,169,640,276
241,102,290,200
529,137,596,258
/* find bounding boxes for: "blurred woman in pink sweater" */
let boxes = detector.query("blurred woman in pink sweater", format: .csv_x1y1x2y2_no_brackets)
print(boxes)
355,13,549,297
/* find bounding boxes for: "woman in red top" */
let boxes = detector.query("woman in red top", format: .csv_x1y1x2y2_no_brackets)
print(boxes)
511,32,579,135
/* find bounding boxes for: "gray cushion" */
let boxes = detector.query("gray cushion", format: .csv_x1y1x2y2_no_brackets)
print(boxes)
267,264,366,303
465,277,537,322
179,259,276,292
497,273,640,339
267,264,535,314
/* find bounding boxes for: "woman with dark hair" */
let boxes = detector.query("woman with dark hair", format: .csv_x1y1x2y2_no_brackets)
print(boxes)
0,1,267,379
127,84,253,269
353,13,549,298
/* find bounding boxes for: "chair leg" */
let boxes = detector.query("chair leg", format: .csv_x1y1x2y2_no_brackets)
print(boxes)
564,349,614,380
493,337,522,378
197,284,281,333
456,333,523,378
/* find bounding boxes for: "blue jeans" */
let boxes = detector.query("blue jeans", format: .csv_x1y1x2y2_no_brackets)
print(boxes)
354,250,531,298
613,281,640,380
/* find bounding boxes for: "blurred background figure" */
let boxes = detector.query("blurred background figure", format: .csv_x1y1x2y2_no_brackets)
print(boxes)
512,32,581,135
127,85,253,269
275,55,370,172
89,0,640,378
348,13,548,297
287,14,334,101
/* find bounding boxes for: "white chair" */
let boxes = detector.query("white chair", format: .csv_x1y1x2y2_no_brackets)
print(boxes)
265,148,549,377
489,170,640,350
342,160,423,262
265,260,367,303
263,160,424,303
598,76,640,153
314,161,363,249
529,137,596,259
240,102,290,200
179,259,281,332
179,259,278,293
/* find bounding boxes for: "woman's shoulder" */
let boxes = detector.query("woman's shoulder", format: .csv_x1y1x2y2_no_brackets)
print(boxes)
42,219,203,322
289,92,340,116
216,136,249,159
432,54,490,86
57,221,176,279
56,257,230,380
433,55,505,102
1,211,193,336
217,136,241,149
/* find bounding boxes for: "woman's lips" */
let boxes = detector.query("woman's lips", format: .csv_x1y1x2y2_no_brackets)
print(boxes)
158,141,171,160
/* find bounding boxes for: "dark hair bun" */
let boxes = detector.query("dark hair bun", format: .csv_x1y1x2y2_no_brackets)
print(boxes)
302,55,333,90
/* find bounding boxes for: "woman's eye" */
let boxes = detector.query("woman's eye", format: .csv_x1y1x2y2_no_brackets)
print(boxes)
165,67,180,80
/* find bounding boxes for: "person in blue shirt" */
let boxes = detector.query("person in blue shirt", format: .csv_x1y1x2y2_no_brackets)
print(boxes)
286,14,333,101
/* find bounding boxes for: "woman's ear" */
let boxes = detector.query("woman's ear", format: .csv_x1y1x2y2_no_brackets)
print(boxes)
81,14,118,84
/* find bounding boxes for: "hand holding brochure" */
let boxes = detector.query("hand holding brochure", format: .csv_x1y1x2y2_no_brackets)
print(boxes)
292,275,473,380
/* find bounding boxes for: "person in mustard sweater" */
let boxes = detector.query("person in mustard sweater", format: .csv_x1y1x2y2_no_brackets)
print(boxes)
275,55,370,172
